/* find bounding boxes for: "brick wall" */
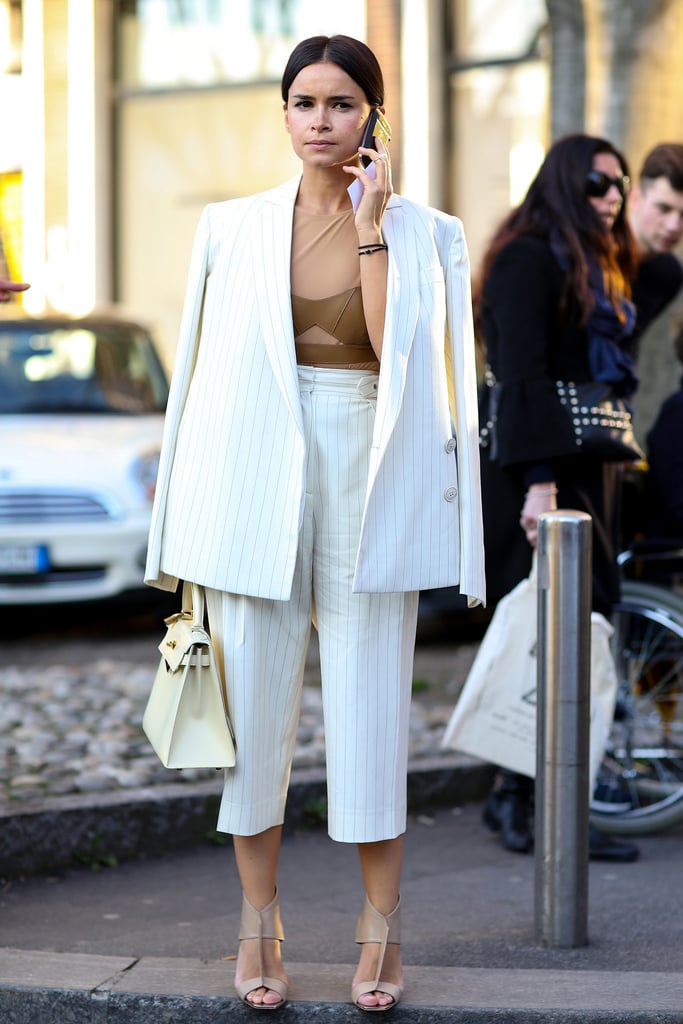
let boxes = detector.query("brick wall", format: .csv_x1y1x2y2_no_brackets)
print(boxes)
367,0,402,190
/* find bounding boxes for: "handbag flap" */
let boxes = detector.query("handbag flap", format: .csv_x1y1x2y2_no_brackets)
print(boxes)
556,380,645,462
158,613,212,673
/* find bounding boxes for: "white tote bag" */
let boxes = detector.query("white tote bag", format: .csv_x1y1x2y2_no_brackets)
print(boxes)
442,559,618,790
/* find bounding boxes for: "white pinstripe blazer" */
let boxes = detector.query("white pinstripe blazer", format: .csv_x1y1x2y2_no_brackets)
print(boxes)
145,175,486,605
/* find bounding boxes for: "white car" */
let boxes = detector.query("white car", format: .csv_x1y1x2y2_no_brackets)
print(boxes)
0,312,169,604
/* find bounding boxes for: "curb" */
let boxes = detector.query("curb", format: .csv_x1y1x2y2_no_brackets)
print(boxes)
0,755,495,878
2,951,682,1024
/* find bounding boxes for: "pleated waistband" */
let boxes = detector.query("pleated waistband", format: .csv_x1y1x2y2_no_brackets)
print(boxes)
297,365,379,397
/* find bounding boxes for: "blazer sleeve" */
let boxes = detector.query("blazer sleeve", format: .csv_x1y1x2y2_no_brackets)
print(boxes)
445,221,486,607
145,205,212,590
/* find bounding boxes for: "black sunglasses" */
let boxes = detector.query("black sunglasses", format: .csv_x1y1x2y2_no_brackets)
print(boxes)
585,169,630,199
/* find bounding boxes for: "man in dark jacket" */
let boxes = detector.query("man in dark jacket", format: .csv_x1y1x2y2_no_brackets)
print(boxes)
629,143,683,343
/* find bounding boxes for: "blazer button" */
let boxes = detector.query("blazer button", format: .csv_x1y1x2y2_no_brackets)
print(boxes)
444,438,456,453
444,486,458,502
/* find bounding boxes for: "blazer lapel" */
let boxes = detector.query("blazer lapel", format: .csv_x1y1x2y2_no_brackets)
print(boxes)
252,175,304,433
374,197,420,448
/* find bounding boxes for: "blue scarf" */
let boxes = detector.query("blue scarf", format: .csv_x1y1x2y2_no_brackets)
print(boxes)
551,236,638,398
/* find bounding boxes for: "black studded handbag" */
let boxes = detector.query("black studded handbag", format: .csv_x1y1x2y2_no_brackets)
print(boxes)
478,367,501,459
555,381,645,463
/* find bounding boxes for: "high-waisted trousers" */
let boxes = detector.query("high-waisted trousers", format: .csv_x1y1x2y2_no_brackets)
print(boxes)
206,366,419,843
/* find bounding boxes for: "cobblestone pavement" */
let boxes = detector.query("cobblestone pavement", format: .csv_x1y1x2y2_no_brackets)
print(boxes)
0,630,478,806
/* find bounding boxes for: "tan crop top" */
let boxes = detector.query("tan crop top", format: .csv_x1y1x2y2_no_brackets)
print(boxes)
290,208,380,372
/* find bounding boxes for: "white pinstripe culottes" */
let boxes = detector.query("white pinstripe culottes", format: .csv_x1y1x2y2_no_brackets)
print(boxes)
206,366,419,843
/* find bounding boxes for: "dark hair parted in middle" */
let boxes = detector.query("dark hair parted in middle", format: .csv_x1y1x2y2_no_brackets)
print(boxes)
474,133,639,331
281,35,384,108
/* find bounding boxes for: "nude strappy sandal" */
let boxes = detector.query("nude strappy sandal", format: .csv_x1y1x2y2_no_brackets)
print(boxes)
235,890,288,1011
352,895,403,1012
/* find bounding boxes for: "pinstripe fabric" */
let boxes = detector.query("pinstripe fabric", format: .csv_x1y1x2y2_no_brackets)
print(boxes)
353,203,485,601
208,369,418,842
145,177,485,606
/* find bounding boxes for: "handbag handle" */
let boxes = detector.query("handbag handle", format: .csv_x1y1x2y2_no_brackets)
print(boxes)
180,580,207,630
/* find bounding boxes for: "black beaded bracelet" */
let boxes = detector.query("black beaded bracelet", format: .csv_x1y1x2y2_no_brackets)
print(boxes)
358,243,388,255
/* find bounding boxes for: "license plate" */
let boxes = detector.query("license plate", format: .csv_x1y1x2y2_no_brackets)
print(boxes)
0,544,50,574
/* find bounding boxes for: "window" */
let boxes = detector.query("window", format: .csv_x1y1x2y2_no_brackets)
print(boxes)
116,0,365,89
447,0,548,265
0,321,169,414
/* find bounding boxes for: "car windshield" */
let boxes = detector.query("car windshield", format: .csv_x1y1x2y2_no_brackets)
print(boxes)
0,323,169,414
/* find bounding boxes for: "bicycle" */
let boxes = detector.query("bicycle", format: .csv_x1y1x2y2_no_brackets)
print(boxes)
589,539,683,836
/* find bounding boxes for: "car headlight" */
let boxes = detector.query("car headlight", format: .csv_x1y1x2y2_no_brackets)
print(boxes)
133,449,161,502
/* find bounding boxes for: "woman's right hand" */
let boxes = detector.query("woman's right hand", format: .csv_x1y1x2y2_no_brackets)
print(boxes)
345,138,392,242
520,483,558,548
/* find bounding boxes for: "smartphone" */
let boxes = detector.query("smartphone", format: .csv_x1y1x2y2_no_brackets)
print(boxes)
359,109,392,166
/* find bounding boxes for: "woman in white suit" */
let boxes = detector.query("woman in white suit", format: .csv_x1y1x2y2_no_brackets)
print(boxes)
146,35,484,1013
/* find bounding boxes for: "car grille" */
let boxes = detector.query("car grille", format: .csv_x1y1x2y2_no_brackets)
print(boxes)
0,567,107,586
0,491,116,523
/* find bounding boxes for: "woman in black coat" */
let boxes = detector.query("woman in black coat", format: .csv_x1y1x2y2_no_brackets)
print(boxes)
476,134,641,860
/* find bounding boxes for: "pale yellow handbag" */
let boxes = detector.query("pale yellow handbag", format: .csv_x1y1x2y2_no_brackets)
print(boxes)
143,582,236,769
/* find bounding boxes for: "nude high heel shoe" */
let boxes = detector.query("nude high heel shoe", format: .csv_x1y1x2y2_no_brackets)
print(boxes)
235,890,288,1011
352,895,403,1012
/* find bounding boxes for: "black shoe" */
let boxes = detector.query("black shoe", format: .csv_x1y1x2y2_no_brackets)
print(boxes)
482,790,502,833
499,793,534,853
589,826,639,863
591,778,632,814
484,790,534,853
483,771,535,853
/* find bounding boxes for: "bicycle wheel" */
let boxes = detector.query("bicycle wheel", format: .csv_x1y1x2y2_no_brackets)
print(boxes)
590,581,683,835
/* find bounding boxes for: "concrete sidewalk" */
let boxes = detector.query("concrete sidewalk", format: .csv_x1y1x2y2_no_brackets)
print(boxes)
2,802,683,1022
2,623,683,1021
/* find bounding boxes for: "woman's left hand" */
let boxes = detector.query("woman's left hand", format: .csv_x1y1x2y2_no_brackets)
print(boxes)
343,139,393,241
520,485,558,548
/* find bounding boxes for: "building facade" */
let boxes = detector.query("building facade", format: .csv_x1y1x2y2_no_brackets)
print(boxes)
2,0,682,428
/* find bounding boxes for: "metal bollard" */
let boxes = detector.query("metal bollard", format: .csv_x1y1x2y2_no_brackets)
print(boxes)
534,510,592,947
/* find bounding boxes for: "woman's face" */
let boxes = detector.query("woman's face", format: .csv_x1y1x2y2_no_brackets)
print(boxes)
587,152,627,232
283,60,373,169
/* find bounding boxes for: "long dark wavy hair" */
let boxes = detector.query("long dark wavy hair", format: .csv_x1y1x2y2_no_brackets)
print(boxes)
281,35,384,108
473,134,639,336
